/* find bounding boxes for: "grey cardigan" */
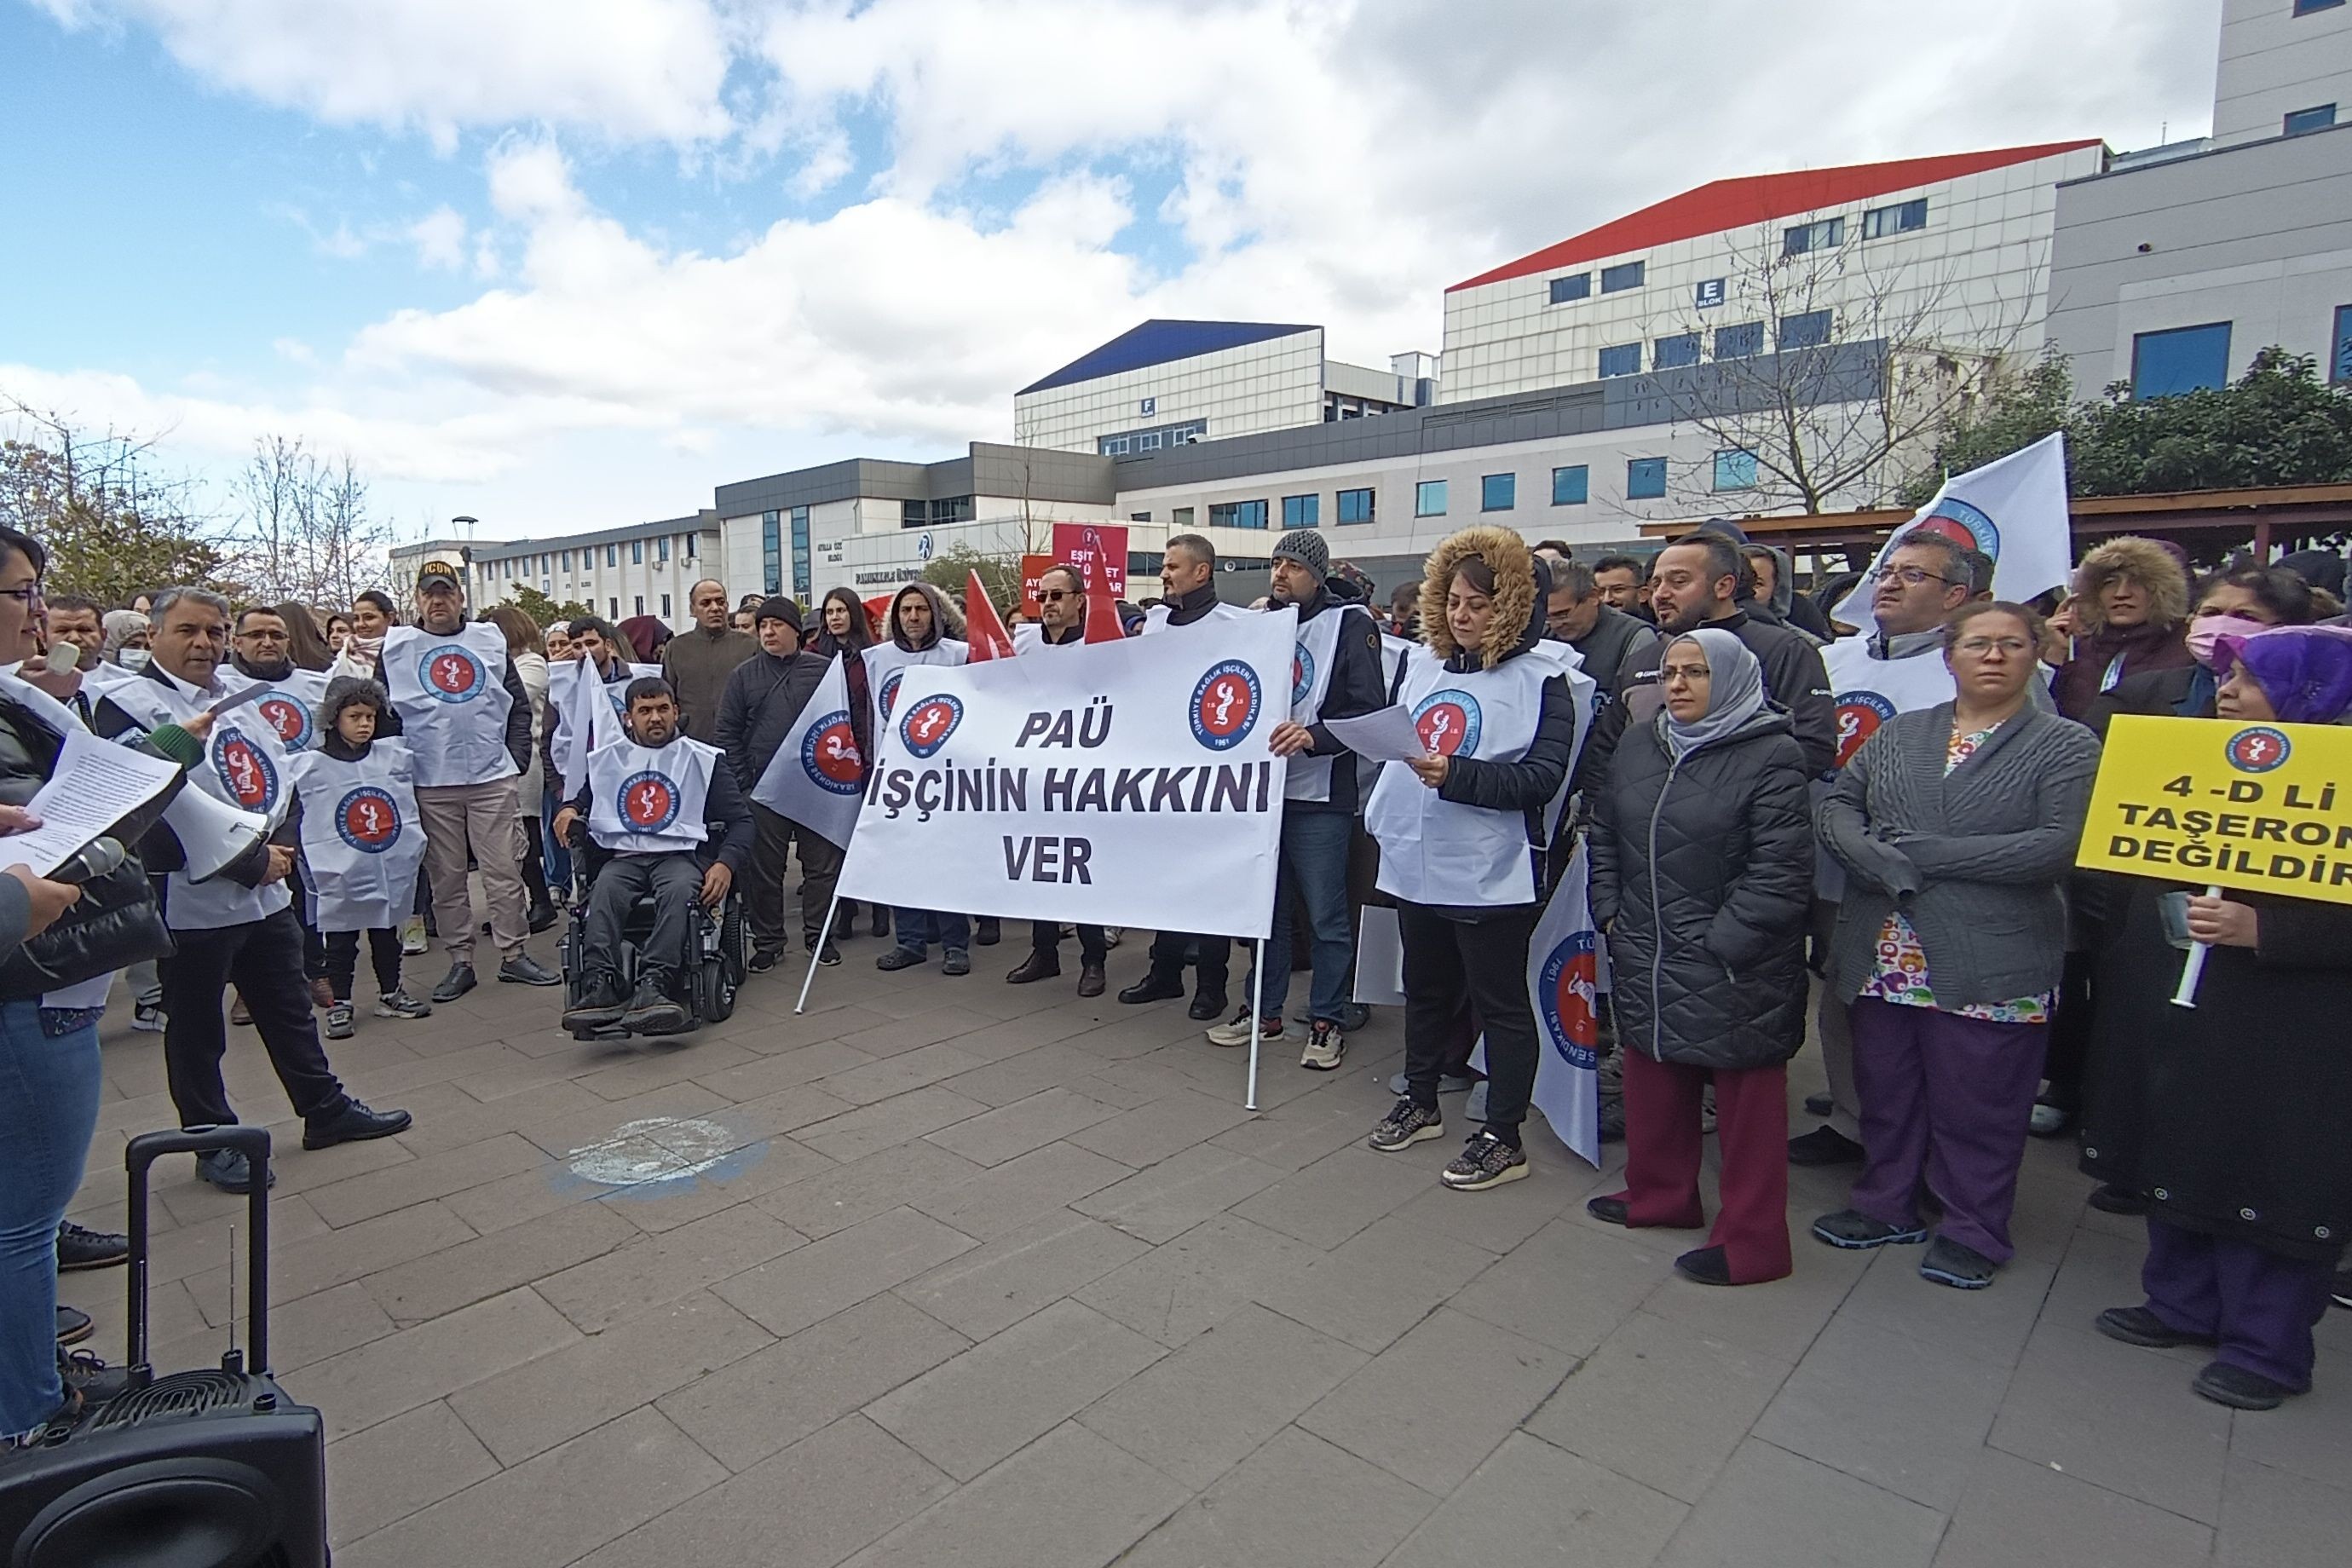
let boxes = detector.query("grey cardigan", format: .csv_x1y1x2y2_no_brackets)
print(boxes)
1819,702,2101,1009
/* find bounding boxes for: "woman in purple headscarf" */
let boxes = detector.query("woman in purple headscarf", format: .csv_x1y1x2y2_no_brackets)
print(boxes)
2081,625,2352,1411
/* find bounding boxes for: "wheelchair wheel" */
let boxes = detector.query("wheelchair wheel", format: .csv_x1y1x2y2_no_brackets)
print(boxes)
700,956,738,1022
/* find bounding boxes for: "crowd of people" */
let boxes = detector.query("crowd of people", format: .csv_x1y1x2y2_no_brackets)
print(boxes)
3,510,2349,1450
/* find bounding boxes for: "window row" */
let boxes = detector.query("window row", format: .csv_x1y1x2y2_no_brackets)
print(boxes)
477,533,700,583
1098,418,1209,456
1597,311,1831,378
2133,307,2352,401
1784,197,1929,257
1547,258,1647,304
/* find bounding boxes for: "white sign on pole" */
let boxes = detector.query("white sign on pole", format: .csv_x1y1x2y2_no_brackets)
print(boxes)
750,654,866,850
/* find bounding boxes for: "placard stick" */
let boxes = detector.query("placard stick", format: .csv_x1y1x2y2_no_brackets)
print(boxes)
795,895,844,1015
1245,937,1265,1112
2170,883,2224,1009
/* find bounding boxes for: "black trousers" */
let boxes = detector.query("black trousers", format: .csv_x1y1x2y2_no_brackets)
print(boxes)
586,854,701,984
749,804,843,948
324,929,403,1000
289,858,326,982
1399,902,1540,1144
1148,929,1229,990
1031,920,1107,964
520,813,552,908
161,907,347,1128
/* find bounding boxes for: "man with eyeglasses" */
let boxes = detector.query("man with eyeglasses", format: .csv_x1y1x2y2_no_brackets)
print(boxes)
230,605,337,1009
1004,564,1111,994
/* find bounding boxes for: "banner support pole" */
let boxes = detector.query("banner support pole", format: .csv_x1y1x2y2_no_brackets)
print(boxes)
2169,883,2223,1009
1245,937,1265,1112
795,895,844,1016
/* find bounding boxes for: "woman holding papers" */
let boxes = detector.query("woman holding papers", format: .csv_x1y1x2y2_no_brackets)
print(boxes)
2084,624,2352,1411
1363,527,1579,1192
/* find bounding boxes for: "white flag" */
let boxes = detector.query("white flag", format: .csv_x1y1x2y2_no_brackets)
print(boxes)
1830,430,2072,625
1525,839,1603,1169
750,654,865,850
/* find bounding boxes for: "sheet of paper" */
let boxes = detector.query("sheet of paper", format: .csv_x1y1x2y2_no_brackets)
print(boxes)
0,726,182,875
206,682,272,718
1323,705,1429,763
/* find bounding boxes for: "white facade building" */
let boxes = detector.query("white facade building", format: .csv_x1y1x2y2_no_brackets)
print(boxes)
463,512,722,628
2214,0,2352,147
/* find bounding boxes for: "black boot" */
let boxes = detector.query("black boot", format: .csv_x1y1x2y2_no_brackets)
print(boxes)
623,971,688,1035
563,971,628,1030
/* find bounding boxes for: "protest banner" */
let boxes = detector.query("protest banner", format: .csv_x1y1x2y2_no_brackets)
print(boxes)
1052,522,1127,598
749,654,865,850
1018,554,1055,617
1526,840,1603,1168
1830,431,2072,625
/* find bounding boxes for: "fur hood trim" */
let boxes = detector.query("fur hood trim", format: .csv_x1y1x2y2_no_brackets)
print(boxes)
888,579,965,647
1421,525,1538,671
2072,535,2191,633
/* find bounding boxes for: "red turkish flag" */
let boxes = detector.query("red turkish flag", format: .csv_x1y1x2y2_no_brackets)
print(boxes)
965,570,1016,661
1082,556,1125,643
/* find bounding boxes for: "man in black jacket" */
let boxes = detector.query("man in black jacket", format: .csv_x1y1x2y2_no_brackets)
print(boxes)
1006,564,1111,996
1538,552,1658,714
715,597,837,970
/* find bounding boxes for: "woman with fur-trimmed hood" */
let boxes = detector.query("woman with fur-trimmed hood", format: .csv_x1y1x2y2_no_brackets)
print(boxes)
2052,536,2193,720
1363,526,1581,1193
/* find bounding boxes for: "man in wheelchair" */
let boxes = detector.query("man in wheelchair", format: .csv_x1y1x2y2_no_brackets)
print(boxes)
555,677,752,1035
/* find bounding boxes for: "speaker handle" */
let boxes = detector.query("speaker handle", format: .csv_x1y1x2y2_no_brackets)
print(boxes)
125,1126,274,1381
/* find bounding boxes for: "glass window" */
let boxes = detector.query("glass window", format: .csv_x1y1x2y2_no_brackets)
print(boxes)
684,533,696,558
656,536,671,562
1653,332,1700,370
1415,479,1448,517
608,597,619,619
1208,500,1267,529
788,506,810,598
1336,487,1375,524
1171,506,1195,529
1627,458,1667,500
1599,260,1645,292
761,510,781,597
1783,216,1845,256
1551,465,1588,505
1863,198,1928,239
1713,449,1759,491
660,592,672,618
901,499,925,529
630,539,643,565
1282,494,1320,527
1716,320,1765,359
2285,104,2338,135
1548,274,1591,303
605,544,617,568
1599,343,1641,378
562,550,573,571
1480,473,1516,511
633,596,644,617
2332,303,2352,384
2297,0,2346,14
2132,322,2233,397
1778,309,1833,349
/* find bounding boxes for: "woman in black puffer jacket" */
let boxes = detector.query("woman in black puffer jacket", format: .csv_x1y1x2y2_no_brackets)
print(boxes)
1588,628,1813,1286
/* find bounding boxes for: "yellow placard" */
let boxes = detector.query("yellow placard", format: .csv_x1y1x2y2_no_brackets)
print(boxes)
2076,714,2352,904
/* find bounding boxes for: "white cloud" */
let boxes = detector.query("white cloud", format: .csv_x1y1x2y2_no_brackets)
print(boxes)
407,205,468,269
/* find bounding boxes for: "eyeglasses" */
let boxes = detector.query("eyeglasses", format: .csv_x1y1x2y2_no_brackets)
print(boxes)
1038,590,1078,602
0,583,42,606
1953,637,2033,656
1871,565,1951,588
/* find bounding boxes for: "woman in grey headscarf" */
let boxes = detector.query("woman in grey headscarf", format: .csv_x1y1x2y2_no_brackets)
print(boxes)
100,609,151,669
1587,628,1814,1286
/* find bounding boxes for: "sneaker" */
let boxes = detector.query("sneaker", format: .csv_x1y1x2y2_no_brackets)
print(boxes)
749,945,784,973
815,938,842,966
2193,1359,2297,1411
400,916,429,956
229,996,251,1026
877,946,926,972
1299,1019,1346,1071
974,917,1000,947
1597,1093,1626,1144
622,974,689,1035
498,953,562,987
324,1002,355,1040
1339,1000,1371,1033
942,948,971,977
1810,1208,1931,1250
55,1306,93,1346
1205,1006,1280,1047
1387,1070,1476,1095
429,961,476,1002
1787,1127,1865,1167
58,1347,133,1408
2027,1102,2069,1138
131,1000,166,1033
302,1098,412,1150
1441,1131,1529,1191
1918,1234,1998,1290
1368,1098,1444,1152
57,1221,128,1271
196,1149,274,1193
375,989,433,1020
2095,1305,2217,1350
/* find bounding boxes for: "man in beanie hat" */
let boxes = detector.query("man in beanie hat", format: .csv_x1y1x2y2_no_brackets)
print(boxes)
1205,527,1385,1069
717,595,841,968
664,579,758,745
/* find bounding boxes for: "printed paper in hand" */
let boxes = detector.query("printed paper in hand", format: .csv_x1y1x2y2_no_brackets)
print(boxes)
3,726,181,874
1323,705,1430,763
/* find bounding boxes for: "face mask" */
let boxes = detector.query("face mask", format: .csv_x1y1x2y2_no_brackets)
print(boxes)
118,649,151,671
2187,614,2270,669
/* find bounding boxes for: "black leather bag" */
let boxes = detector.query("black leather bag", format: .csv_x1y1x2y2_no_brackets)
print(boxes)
0,856,173,1001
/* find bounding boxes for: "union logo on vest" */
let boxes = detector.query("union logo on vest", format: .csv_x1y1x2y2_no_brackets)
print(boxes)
901,695,965,759
420,645,487,703
1832,691,1898,769
257,695,314,751
2227,725,2291,773
1411,690,1482,757
1291,644,1315,707
1190,661,1262,752
1537,930,1600,1070
336,787,401,853
801,711,863,794
879,670,907,722
621,771,683,832
212,726,280,812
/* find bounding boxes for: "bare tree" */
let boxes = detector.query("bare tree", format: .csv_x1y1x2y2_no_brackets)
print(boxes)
232,435,394,608
0,397,234,602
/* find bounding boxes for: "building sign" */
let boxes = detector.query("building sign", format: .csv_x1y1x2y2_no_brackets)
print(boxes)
1052,522,1128,598
916,532,935,562
1140,397,1156,417
1694,279,1726,308
852,567,925,587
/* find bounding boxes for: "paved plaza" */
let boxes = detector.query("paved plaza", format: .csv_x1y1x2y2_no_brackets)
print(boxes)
60,930,2351,1568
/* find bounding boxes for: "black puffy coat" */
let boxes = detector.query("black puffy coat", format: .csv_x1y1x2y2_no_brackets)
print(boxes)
1589,706,1814,1071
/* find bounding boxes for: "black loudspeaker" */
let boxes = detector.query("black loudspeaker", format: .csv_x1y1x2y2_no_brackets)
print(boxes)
2,1127,328,1568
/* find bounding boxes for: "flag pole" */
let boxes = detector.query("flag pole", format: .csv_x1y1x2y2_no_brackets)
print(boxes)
795,895,844,1016
2169,883,2223,1009
1245,937,1265,1111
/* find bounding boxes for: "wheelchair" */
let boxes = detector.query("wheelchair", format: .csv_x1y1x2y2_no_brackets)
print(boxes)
556,831,750,1041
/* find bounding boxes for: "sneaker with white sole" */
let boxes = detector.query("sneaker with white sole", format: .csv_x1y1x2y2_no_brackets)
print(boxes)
1299,1018,1346,1070
131,1000,166,1033
1205,1007,1280,1048
375,989,433,1020
1441,1131,1530,1191
400,916,428,956
1368,1097,1444,1151
323,1003,355,1040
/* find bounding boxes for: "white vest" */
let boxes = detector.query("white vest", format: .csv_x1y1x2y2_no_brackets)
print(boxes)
588,735,718,855
1283,603,1354,804
242,667,331,753
1143,601,1249,635
1365,645,1563,908
290,740,427,931
107,674,295,930
548,656,660,796
383,622,517,787
862,639,969,731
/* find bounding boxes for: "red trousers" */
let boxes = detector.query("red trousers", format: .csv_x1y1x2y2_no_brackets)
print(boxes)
1613,1051,1792,1284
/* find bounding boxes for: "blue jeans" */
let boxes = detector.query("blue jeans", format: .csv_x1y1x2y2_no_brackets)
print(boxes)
1250,810,1355,1024
1,1000,102,1438
895,909,970,958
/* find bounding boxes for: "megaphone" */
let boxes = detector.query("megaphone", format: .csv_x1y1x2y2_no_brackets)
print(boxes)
163,787,272,883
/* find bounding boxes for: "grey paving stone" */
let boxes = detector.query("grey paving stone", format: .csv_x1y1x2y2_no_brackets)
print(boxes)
820,1040,991,1105
752,1136,988,1239
588,1133,837,1233
1525,1308,1794,1505
182,1200,477,1320
535,1202,809,1334
1448,1215,1676,1356
363,1198,638,1325
1653,1438,1946,1568
1229,1144,1436,1248
281,1286,584,1442
323,1400,501,1548
660,1291,970,1472
1077,1211,1324,1346
1834,1239,2057,1372
1987,1319,2233,1523
515,1081,734,1161
1386,1431,1688,1568
1076,1300,1365,1491
1934,1446,2212,1568
1066,1085,1254,1167
1114,1426,1436,1568
840,1421,1189,1568
1069,1143,1287,1243
795,1083,991,1162
690,1040,877,1102
334,1406,726,1568
576,1039,762,1101
1252,1213,1496,1353
1204,1094,1374,1172
143,1278,394,1377
892,1208,1148,1339
1640,1233,1873,1365
922,1086,1125,1165
906,1138,1133,1240
2226,1350,2352,1489
1299,1305,1573,1495
2217,1455,2352,1568
1387,1155,1587,1254
937,1042,1111,1107
713,1205,977,1338
866,1297,1166,1480
301,1133,547,1229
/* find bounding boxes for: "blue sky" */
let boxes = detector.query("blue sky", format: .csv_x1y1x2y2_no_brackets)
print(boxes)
1,0,2222,550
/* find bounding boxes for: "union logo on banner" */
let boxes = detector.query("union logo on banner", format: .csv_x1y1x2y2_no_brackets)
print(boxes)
879,670,906,721
1190,660,1262,752
621,771,682,832
336,786,401,853
1291,643,1315,706
901,695,965,759
420,645,486,703
257,694,314,751
1412,689,1482,757
212,726,279,811
1536,930,1600,1070
2227,725,2292,773
1833,691,1898,769
1907,495,2001,561
800,711,863,794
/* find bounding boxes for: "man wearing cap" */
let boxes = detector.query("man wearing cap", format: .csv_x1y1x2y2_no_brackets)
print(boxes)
1005,563,1110,995
663,579,758,745
1202,529,1383,1069
716,597,840,970
383,559,561,999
